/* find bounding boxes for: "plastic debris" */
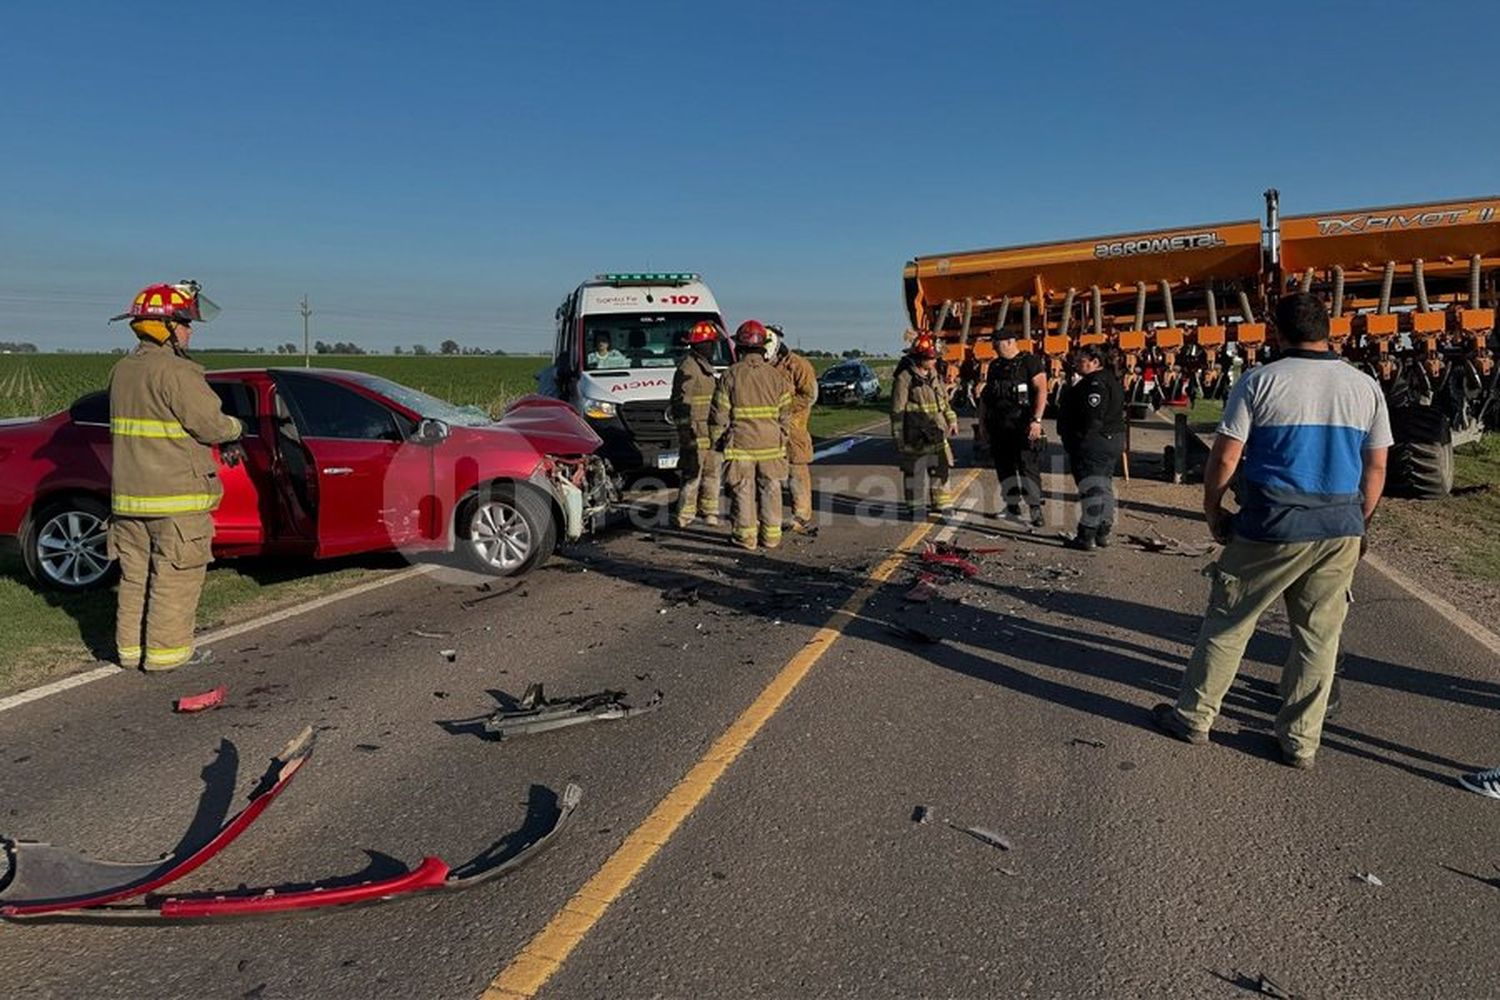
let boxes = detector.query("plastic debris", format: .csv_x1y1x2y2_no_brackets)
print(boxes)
1122,533,1216,558
904,574,941,603
1070,737,1107,748
483,684,663,740
886,623,940,645
662,585,700,606
911,805,932,824
948,822,1012,851
410,629,449,639
173,686,226,714
1354,872,1384,887
920,549,980,577
439,649,458,663
1254,973,1295,999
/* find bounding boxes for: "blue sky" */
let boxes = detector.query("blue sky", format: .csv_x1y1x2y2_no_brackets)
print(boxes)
3,0,1497,353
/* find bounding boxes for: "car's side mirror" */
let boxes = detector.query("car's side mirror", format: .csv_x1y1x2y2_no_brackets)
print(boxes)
414,418,450,445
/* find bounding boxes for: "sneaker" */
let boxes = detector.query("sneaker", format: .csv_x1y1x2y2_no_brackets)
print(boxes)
1029,507,1046,528
1095,523,1113,548
1004,504,1024,520
1458,766,1500,799
1151,702,1208,745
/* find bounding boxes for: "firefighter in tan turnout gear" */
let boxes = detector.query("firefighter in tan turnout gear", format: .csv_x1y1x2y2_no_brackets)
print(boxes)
709,320,792,550
765,324,818,533
107,281,244,671
890,332,958,514
671,320,724,528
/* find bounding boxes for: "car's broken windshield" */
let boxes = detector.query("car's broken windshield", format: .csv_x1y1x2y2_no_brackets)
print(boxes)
339,374,493,427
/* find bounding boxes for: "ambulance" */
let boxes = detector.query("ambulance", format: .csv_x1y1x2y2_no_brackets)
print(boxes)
538,273,731,473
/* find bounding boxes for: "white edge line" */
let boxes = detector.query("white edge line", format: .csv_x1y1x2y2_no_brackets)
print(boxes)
933,497,982,544
0,563,436,715
1362,552,1500,660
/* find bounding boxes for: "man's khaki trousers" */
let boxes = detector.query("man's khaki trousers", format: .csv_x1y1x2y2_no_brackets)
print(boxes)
110,513,214,670
1172,534,1361,760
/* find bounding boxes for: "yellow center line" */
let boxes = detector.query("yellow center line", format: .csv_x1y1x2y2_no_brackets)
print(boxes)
482,469,983,1000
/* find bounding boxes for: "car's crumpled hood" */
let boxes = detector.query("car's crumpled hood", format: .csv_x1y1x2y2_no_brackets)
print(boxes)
489,395,603,456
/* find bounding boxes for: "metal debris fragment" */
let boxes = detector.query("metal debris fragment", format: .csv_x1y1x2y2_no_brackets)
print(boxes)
1069,737,1107,748
483,684,663,740
1354,872,1384,887
886,623,940,645
410,629,450,639
1122,533,1216,558
1254,973,1295,999
661,585,700,606
911,805,932,824
439,649,458,663
947,822,1012,851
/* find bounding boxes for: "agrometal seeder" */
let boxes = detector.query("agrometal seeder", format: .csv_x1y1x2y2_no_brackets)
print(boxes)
904,191,1500,496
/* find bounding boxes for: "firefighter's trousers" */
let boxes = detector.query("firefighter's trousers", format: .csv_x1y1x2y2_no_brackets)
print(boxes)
110,513,214,671
675,435,722,527
899,446,954,512
787,463,813,524
726,459,785,550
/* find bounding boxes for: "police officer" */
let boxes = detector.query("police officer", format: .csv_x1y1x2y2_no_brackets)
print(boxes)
671,320,724,528
765,324,818,533
979,328,1048,525
1057,345,1126,550
890,333,958,514
107,281,244,671
710,320,792,550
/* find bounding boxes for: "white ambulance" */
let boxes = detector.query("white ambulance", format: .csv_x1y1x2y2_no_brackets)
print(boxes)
538,273,731,473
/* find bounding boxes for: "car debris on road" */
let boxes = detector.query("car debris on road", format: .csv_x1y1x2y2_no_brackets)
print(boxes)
173,686,227,713
0,728,583,921
483,683,663,740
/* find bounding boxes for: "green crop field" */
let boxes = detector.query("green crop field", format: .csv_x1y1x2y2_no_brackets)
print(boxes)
0,353,552,420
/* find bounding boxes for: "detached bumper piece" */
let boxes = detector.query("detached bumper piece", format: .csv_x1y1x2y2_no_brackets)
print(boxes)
0,727,582,922
484,683,663,740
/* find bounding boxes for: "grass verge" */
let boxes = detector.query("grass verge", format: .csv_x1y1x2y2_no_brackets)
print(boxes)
1372,436,1500,584
0,549,408,694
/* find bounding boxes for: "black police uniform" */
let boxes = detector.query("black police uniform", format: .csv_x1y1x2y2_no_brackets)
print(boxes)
982,351,1047,517
1057,367,1125,543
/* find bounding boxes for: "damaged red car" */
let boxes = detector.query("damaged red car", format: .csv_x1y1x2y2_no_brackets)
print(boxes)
0,369,614,592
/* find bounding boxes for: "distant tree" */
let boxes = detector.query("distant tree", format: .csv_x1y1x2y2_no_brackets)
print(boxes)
0,341,39,353
278,342,298,355
440,339,460,355
331,341,365,355
393,345,404,355
313,340,331,354
412,344,430,356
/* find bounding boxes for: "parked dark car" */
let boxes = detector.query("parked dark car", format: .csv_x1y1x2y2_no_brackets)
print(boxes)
817,362,880,404
0,369,613,591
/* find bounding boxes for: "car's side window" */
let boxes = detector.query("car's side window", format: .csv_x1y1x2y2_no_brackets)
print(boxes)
69,391,110,426
210,382,259,437
277,376,405,442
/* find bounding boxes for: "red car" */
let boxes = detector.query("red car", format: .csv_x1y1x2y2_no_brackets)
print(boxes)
0,369,613,592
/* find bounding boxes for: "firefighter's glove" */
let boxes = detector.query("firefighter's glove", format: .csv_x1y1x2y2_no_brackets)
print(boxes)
220,442,248,469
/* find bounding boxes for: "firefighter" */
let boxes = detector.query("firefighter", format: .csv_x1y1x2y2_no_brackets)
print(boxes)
671,320,724,528
1057,345,1126,550
890,333,958,514
107,281,245,671
765,324,818,533
979,328,1048,525
710,320,792,550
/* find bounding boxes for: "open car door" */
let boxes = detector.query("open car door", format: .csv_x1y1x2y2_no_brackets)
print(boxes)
271,372,435,558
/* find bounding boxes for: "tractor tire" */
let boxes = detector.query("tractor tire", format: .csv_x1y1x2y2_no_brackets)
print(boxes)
1390,437,1454,499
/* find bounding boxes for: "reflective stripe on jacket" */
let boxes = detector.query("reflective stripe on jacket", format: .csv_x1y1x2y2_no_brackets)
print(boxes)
108,341,243,517
708,353,791,465
890,357,955,454
671,353,718,450
772,349,818,464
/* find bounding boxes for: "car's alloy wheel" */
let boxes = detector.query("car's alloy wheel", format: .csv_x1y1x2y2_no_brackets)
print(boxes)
467,500,534,572
36,509,112,588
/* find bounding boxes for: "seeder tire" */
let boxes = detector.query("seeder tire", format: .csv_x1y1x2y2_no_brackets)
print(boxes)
1390,437,1454,499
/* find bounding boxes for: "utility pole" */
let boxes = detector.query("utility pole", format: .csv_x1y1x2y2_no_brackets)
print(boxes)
300,295,312,367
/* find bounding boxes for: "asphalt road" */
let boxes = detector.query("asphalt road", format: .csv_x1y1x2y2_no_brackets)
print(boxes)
2,425,1498,999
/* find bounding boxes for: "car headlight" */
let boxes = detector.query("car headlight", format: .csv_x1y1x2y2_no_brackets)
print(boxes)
583,397,617,419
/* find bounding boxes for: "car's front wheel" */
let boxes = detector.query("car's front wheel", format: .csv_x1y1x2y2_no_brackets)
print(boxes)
21,494,117,592
454,482,557,578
